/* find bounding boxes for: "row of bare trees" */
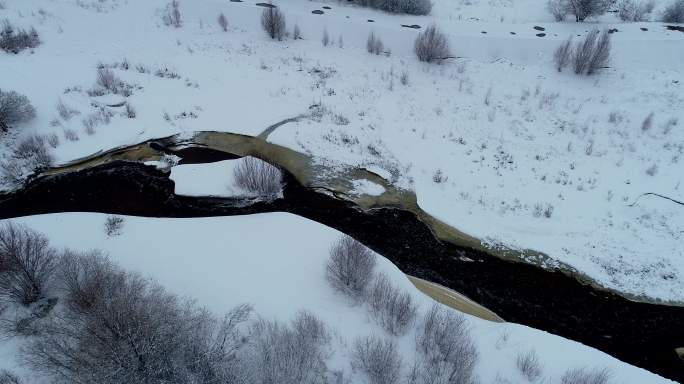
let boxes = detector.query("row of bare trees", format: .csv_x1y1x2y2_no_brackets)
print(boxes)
547,0,683,22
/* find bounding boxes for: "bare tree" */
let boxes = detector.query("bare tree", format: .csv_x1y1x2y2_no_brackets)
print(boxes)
617,0,655,21
25,251,253,384
0,89,36,132
554,36,573,72
414,25,450,63
662,0,684,22
561,367,611,384
243,311,330,384
325,236,376,300
218,12,228,32
367,32,384,55
368,273,417,335
516,350,543,382
233,156,282,197
565,0,613,21
547,0,569,21
261,4,286,41
410,304,478,384
162,0,182,28
0,223,57,305
293,24,302,39
352,336,402,384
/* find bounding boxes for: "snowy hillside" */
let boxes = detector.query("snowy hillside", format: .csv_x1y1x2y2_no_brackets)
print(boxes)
0,213,674,383
0,0,683,381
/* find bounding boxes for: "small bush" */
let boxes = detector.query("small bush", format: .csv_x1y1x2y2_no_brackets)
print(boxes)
46,133,59,148
218,12,228,32
244,311,330,384
352,336,402,384
162,0,182,28
400,72,409,86
0,21,40,54
412,304,478,384
554,37,573,72
104,216,125,236
233,156,282,197
96,67,121,93
516,350,543,381
326,236,376,300
561,367,611,384
63,128,79,142
368,273,417,335
293,24,302,40
261,3,286,41
366,32,384,55
13,134,53,169
572,29,610,75
642,112,654,131
0,89,36,132
56,98,78,121
414,25,450,63
322,28,330,47
662,0,684,22
125,102,136,119
0,222,57,305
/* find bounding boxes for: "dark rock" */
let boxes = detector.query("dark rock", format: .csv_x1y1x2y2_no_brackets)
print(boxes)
666,25,684,33
533,25,545,31
510,31,516,35
481,31,487,34
312,9,324,14
367,19,374,22
323,6,331,9
641,27,648,31
401,24,421,29
608,28,619,34
536,33,546,37
255,2,275,8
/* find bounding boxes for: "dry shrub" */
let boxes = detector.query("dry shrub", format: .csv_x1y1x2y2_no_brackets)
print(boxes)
414,25,450,63
368,273,417,335
233,156,282,197
325,236,376,300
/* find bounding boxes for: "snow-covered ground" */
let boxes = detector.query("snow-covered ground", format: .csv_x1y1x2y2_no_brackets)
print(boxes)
1,0,682,303
0,213,675,383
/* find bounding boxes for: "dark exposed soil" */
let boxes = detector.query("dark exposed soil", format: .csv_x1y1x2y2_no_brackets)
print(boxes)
1,160,683,382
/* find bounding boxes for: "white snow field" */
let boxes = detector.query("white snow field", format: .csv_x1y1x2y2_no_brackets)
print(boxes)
0,213,676,383
0,0,682,305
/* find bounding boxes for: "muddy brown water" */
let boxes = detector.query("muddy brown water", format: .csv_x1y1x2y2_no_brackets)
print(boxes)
1,133,683,382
